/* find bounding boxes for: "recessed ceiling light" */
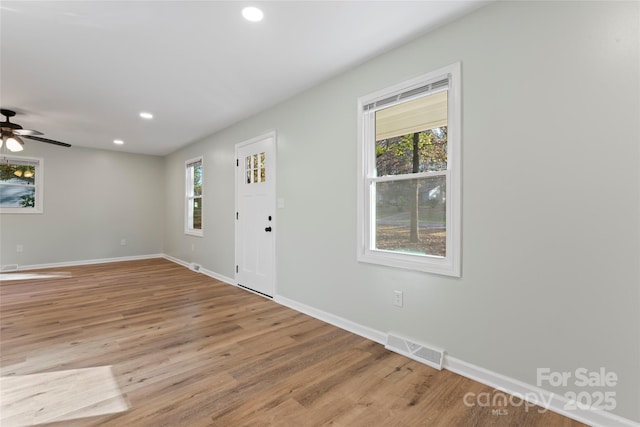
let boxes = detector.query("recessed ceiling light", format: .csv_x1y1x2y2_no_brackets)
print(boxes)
139,112,153,119
113,139,124,145
242,6,263,22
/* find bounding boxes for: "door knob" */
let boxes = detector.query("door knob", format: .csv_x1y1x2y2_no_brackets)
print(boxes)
265,226,272,232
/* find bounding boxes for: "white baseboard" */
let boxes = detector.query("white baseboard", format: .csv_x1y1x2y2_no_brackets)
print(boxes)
274,295,387,346
272,298,638,427
11,254,165,272
11,254,637,427
161,255,235,285
444,356,639,427
199,266,234,285
162,254,187,267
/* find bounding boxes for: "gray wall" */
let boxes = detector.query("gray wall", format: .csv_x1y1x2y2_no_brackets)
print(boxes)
164,137,236,273
0,143,164,266
163,1,639,421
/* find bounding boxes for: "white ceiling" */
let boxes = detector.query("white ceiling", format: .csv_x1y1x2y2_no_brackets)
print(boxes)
1,1,487,156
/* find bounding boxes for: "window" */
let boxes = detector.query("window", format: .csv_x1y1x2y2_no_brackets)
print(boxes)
357,63,461,276
0,156,44,214
245,152,266,184
185,157,203,236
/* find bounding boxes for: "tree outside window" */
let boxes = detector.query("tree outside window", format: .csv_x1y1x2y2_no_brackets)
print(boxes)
185,157,203,236
0,157,43,214
358,63,461,276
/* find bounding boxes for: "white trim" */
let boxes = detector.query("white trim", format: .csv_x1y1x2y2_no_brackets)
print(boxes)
371,169,447,183
199,266,235,285
444,356,640,427
164,255,264,296
234,130,277,297
6,253,637,427
274,293,638,427
237,283,275,300
11,253,233,285
0,155,44,214
184,228,203,237
161,254,190,269
356,62,461,277
9,254,164,272
205,268,237,286
184,156,203,237
161,254,242,287
274,295,387,345
359,63,456,108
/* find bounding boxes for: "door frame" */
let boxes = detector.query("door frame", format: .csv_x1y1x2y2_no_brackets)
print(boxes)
234,130,277,297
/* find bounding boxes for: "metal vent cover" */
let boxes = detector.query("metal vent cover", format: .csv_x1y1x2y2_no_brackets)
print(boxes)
0,264,19,272
385,333,444,370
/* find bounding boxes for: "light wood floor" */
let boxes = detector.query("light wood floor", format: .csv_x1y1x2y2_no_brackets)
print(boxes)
1,258,585,426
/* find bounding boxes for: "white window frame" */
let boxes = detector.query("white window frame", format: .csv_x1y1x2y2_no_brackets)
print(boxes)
0,156,44,214
185,156,203,237
357,62,461,277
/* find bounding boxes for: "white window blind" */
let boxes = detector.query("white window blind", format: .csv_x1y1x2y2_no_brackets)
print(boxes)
363,77,449,111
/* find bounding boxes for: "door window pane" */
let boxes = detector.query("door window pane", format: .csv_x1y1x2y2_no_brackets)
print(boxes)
245,152,266,184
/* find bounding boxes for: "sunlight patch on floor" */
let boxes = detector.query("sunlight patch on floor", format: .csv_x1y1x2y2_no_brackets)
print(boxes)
0,366,128,427
0,272,72,281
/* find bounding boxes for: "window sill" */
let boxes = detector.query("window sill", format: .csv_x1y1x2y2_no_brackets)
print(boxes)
358,250,460,277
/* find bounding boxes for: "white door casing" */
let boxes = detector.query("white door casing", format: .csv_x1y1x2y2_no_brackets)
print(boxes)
235,132,276,297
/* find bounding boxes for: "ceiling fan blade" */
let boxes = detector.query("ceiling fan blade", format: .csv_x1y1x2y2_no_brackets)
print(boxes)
13,129,44,136
23,135,71,147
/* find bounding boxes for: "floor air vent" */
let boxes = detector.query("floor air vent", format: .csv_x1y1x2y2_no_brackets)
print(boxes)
385,333,444,370
191,263,201,272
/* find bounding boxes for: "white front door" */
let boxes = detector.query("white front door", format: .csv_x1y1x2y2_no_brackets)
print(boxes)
235,133,276,297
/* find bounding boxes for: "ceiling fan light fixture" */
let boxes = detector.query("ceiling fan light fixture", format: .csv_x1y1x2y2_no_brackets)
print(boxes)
1,109,71,148
6,136,24,152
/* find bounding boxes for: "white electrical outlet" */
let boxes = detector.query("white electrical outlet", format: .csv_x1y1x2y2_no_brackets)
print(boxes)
16,244,23,253
120,239,127,246
393,290,403,307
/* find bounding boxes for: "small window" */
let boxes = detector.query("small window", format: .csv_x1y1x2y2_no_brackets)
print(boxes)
357,63,461,276
185,157,203,236
0,156,44,214
245,152,266,184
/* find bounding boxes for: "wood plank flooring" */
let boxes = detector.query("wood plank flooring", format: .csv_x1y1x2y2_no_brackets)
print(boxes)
0,259,585,426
